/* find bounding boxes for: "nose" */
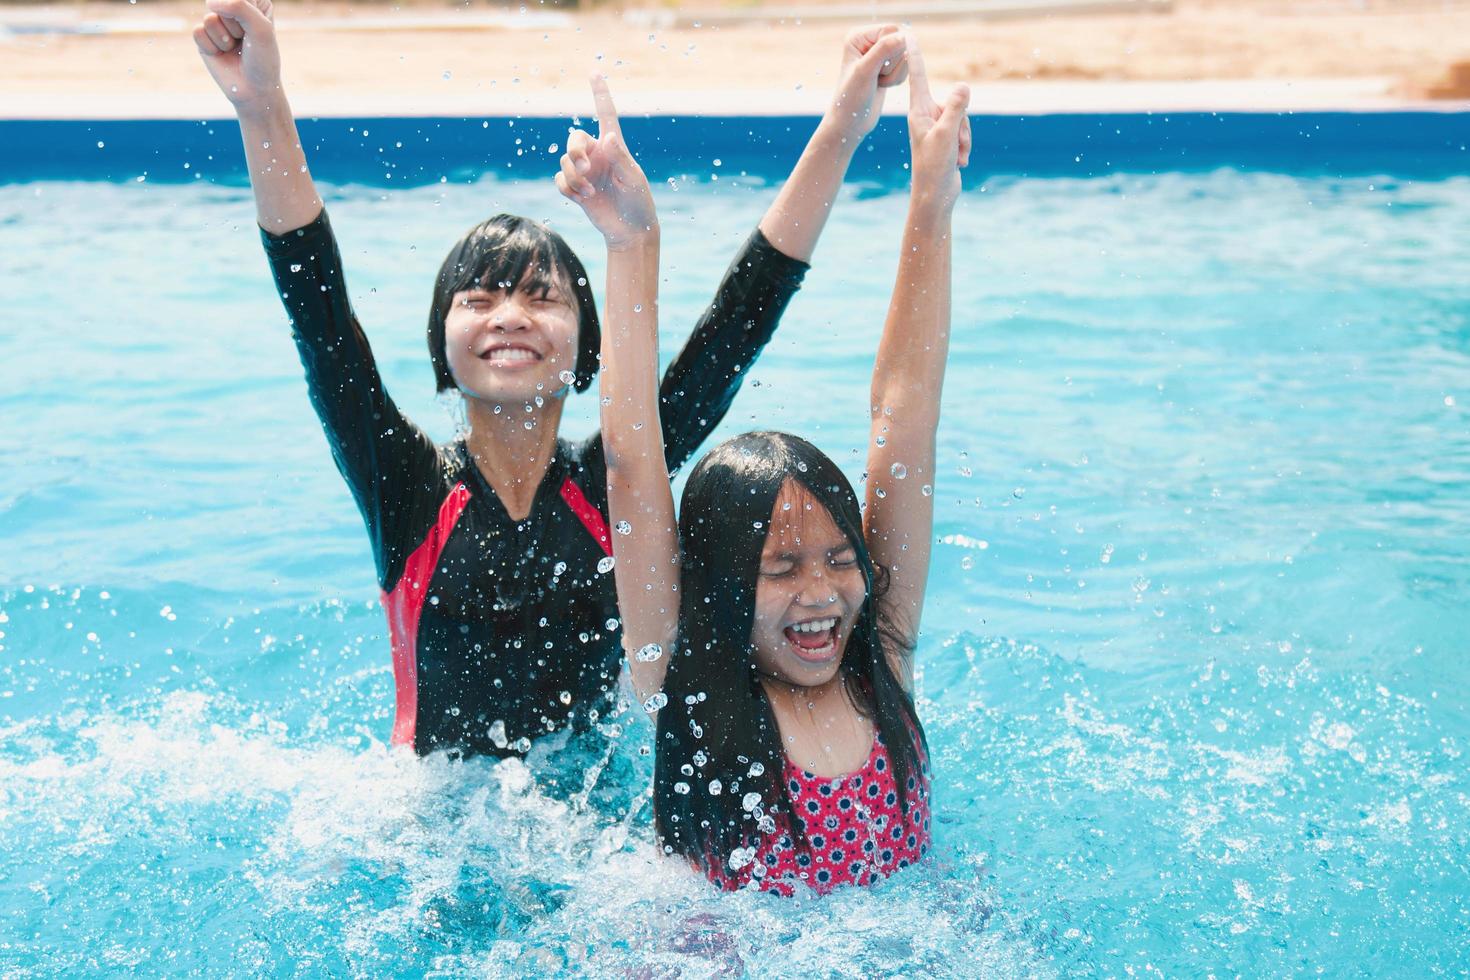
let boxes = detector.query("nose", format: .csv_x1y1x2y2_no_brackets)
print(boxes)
793,565,839,608
491,295,532,332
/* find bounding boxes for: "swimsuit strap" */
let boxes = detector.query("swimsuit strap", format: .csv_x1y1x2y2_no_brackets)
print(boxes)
559,477,613,557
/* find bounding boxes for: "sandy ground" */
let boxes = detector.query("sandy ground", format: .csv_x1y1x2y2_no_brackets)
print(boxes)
4,0,1470,117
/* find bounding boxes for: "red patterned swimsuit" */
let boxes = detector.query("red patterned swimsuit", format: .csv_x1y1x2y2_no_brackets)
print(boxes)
707,731,932,896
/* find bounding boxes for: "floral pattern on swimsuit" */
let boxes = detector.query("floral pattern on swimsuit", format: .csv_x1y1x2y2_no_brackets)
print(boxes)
706,731,932,896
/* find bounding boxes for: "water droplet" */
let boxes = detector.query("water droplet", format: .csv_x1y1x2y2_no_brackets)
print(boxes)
553,561,567,576
488,720,508,748
96,140,105,149
747,762,765,777
875,487,886,499
548,142,560,154
597,556,616,574
635,642,663,662
633,304,643,313
577,276,588,286
442,70,453,80
1012,487,1026,499
615,520,633,535
960,555,974,570
742,792,762,812
921,484,933,497
890,462,907,480
289,263,303,273
605,617,620,631
708,779,723,795
674,780,691,794
875,435,887,447
643,691,668,712
558,369,577,385
559,690,572,704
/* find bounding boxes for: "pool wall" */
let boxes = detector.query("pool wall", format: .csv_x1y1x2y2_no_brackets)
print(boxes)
4,111,1468,185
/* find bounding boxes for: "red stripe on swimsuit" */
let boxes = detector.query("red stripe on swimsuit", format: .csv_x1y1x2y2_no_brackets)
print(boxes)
380,482,472,748
559,477,613,557
379,477,612,750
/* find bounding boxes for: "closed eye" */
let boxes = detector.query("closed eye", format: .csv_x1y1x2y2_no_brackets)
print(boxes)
760,558,796,577
829,548,858,568
460,293,497,310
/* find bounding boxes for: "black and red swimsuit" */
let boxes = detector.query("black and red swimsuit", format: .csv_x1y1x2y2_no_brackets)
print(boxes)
262,210,807,757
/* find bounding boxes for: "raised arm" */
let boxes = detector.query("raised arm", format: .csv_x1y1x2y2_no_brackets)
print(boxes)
195,0,441,591
653,26,907,473
863,40,972,688
194,0,320,232
758,24,909,262
557,78,677,706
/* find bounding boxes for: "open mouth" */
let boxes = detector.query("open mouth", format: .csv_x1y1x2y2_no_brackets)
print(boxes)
479,344,541,367
783,617,839,663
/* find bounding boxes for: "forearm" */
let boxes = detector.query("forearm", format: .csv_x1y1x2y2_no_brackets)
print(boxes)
871,205,953,432
756,120,859,263
600,233,666,475
599,232,679,701
236,99,322,234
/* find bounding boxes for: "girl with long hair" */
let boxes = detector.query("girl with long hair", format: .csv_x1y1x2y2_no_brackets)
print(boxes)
559,42,970,892
192,0,911,757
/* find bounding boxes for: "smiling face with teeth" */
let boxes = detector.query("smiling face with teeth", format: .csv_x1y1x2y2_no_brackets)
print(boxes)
749,479,868,688
428,214,601,406
443,274,581,406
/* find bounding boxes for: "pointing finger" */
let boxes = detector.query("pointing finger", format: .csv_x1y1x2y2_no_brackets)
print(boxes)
590,73,621,140
905,32,937,116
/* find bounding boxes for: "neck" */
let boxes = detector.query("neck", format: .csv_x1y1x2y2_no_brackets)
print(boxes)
761,670,851,721
462,392,567,521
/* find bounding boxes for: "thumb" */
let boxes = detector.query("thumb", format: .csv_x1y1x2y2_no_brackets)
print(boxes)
933,84,971,136
852,31,907,87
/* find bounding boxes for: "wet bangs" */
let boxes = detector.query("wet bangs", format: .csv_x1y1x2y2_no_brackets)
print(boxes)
442,229,565,302
427,214,601,394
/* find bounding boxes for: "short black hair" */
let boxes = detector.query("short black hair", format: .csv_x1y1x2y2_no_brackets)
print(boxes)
426,214,600,394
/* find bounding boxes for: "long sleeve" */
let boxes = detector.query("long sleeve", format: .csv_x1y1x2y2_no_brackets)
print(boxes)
261,209,446,590
657,228,810,472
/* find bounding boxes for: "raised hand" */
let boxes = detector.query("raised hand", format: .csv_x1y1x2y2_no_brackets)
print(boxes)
905,35,972,217
826,24,910,142
556,76,658,250
192,0,282,114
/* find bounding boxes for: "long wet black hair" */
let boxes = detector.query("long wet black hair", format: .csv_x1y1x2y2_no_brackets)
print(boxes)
427,214,600,394
653,431,928,876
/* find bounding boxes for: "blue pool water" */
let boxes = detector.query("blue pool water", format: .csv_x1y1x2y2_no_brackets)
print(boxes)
2,116,1469,975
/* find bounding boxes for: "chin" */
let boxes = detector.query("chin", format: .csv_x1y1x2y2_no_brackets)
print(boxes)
458,373,561,406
